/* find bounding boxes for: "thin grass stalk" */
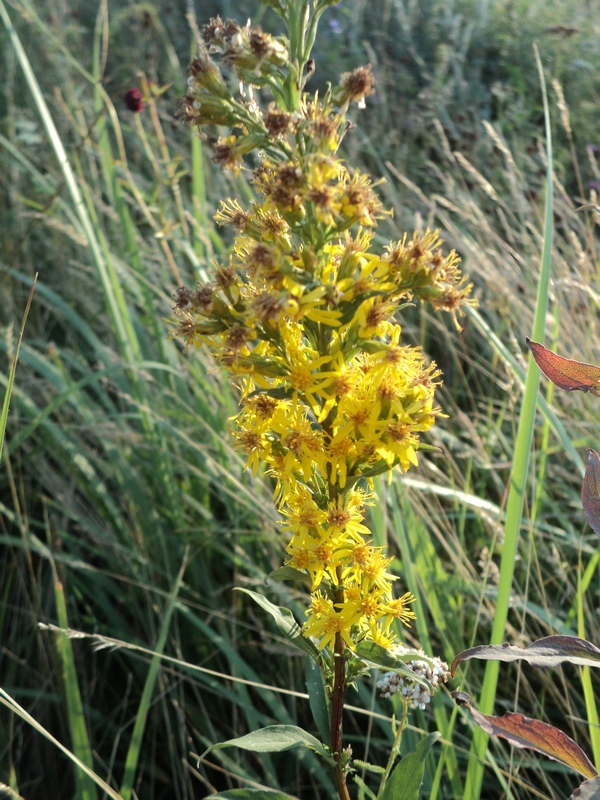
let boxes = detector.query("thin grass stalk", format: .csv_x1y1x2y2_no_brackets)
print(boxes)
0,0,140,370
465,307,584,477
51,561,98,800
389,487,461,799
0,2,184,538
191,134,208,259
0,690,122,800
577,572,600,768
119,548,189,800
463,45,554,798
531,316,559,526
0,274,36,463
566,547,600,629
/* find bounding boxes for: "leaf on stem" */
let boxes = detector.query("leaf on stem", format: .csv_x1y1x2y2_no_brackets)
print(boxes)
199,724,331,762
306,656,330,747
452,692,597,779
379,732,441,800
451,635,600,676
237,588,320,658
526,338,600,394
356,641,430,686
582,450,600,537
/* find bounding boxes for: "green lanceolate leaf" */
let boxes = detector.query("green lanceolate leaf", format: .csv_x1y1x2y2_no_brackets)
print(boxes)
582,450,600,538
267,566,311,585
200,724,331,762
306,656,330,747
355,641,429,686
379,732,441,800
237,588,319,658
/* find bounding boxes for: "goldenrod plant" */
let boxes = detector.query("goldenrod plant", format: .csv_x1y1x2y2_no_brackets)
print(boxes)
174,3,473,797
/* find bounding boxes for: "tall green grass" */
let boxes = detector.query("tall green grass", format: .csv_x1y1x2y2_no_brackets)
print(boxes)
1,0,599,798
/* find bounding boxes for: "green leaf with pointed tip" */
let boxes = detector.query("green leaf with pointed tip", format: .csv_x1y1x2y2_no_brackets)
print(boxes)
267,566,311,585
200,724,331,762
380,733,441,800
355,641,429,686
237,589,319,658
306,656,330,746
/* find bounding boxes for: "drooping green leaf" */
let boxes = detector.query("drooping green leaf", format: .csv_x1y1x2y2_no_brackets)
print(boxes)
452,635,600,675
379,733,441,800
355,641,429,685
237,589,319,658
306,656,330,747
582,450,600,538
267,567,311,585
200,724,330,762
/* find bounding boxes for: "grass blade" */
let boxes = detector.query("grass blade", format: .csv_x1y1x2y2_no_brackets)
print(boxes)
464,44,554,798
0,690,122,800
52,560,98,800
119,549,189,800
0,274,36,464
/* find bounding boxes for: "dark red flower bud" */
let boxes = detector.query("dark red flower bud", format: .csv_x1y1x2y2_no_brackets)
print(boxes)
124,87,144,113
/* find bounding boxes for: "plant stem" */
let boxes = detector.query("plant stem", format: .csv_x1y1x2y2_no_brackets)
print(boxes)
377,702,409,798
330,629,350,800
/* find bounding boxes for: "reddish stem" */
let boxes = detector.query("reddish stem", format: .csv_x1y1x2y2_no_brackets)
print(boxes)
330,562,350,800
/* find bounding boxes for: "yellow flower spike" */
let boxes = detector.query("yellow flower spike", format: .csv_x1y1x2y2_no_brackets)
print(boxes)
176,30,477,655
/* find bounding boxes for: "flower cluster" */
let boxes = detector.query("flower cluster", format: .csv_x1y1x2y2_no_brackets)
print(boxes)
175,15,474,653
377,646,450,709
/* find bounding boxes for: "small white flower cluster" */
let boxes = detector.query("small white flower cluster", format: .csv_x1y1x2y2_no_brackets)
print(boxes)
377,646,449,710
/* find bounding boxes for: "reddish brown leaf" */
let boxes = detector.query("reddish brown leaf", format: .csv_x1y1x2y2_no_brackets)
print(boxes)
452,692,598,779
526,338,600,394
451,635,600,676
582,450,600,538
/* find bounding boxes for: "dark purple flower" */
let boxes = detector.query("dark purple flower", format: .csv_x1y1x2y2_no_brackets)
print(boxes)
588,180,600,193
124,87,144,113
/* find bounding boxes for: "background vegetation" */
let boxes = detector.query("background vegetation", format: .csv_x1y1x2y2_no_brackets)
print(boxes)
1,0,599,798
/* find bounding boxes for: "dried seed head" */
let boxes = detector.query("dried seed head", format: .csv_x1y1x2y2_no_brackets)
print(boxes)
334,65,376,109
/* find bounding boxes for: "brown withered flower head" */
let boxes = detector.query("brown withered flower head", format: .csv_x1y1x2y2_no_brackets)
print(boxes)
333,65,376,109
